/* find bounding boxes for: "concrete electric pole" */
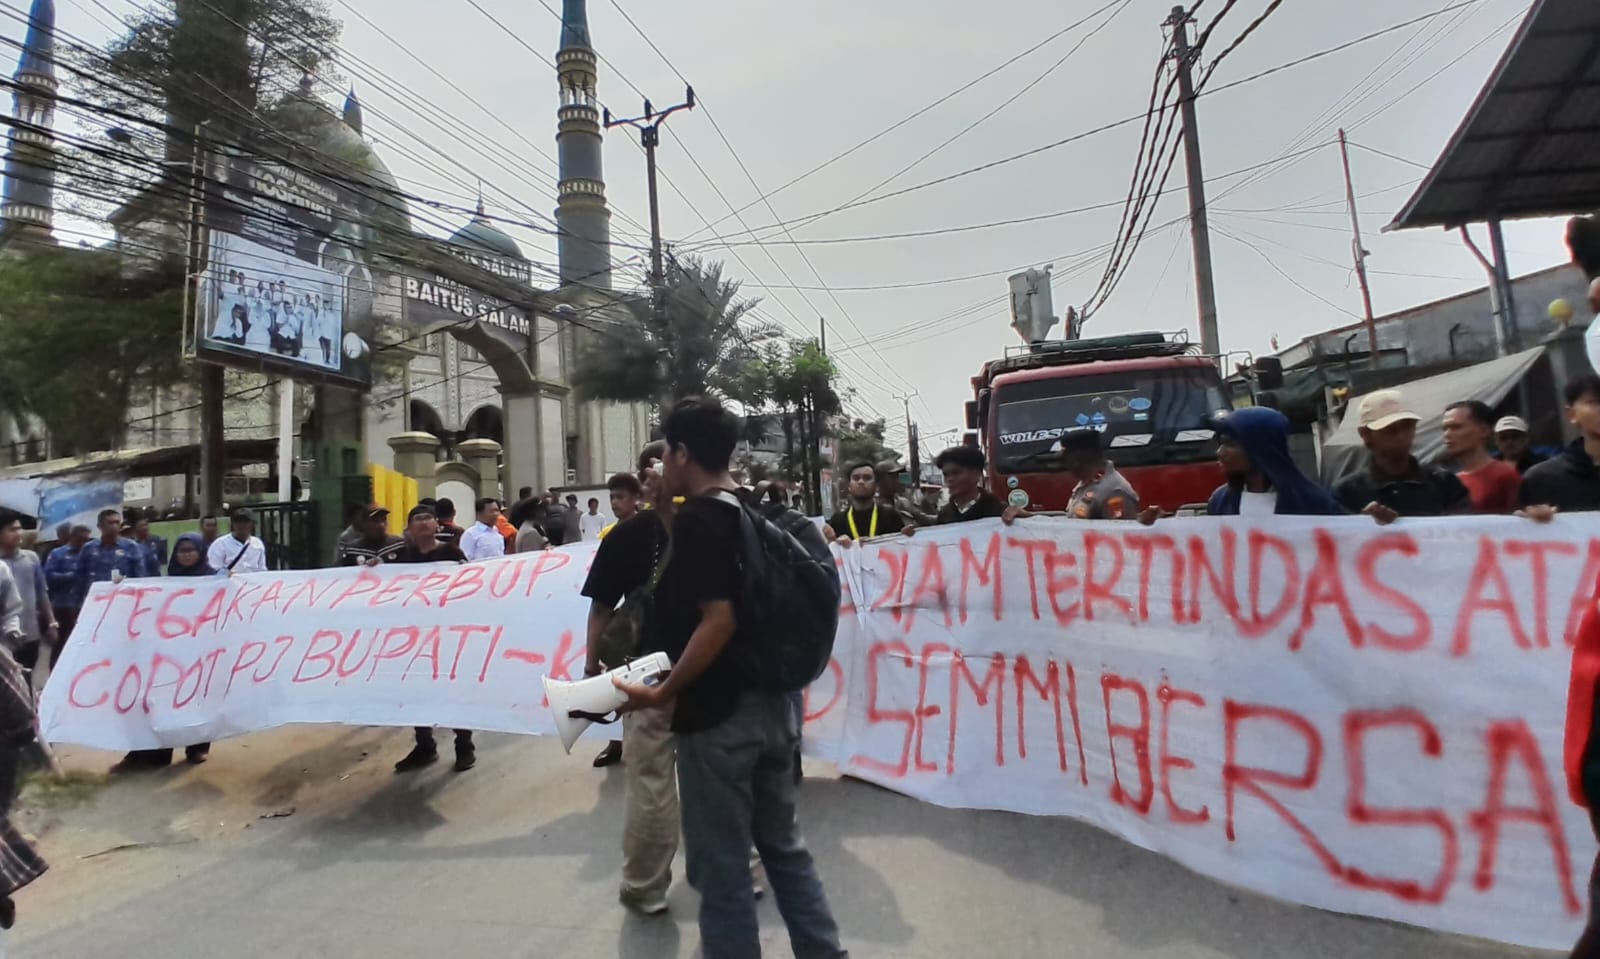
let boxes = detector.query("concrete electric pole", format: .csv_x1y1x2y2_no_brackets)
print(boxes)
1167,6,1221,359
1338,129,1380,358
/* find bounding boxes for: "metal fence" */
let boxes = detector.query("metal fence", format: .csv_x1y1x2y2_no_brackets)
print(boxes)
250,500,320,571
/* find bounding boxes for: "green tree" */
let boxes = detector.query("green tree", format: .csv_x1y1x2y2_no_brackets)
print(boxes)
0,247,188,454
755,339,841,515
571,256,783,412
64,0,342,169
836,419,899,469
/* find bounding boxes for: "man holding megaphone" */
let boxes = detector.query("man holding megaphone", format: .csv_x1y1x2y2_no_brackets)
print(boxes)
609,398,849,959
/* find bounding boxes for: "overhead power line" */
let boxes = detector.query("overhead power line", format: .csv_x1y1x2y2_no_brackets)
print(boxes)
675,0,1144,244
705,0,1488,246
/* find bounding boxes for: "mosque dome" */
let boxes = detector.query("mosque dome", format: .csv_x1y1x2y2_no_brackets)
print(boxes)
450,209,525,260
261,81,411,235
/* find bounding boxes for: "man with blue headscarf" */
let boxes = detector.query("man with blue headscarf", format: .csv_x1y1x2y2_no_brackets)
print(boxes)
1207,407,1342,517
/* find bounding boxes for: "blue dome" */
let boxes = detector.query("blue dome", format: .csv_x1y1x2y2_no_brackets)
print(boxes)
451,213,524,260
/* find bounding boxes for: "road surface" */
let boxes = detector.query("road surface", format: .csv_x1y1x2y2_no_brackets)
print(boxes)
8,727,1552,958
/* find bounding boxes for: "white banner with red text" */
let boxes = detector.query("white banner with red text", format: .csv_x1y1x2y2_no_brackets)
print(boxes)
37,516,1600,949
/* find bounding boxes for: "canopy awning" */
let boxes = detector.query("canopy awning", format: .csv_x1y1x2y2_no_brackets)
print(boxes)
1388,0,1600,231
1319,346,1545,484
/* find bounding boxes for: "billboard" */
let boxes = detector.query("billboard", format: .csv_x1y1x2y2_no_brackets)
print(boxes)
201,231,351,373
198,149,380,388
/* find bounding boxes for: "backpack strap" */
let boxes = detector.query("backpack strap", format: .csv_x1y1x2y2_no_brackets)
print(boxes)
645,529,673,595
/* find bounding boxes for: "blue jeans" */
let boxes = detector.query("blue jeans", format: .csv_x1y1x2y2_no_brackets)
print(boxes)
677,689,847,959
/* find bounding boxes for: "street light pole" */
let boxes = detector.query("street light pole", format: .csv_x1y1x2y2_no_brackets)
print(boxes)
605,88,694,329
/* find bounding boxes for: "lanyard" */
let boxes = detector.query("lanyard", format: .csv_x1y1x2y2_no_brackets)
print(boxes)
847,506,879,540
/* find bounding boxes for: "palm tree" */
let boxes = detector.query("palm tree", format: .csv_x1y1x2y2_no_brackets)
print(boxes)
571,255,783,414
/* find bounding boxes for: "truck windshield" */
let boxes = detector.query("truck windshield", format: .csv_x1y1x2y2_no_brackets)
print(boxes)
992,367,1229,472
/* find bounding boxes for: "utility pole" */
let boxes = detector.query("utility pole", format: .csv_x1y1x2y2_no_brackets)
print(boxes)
819,317,827,354
605,88,694,329
1167,6,1221,359
182,120,224,515
1338,129,1379,359
894,392,919,490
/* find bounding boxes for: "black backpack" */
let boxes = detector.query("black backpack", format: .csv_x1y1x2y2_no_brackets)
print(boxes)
712,492,841,691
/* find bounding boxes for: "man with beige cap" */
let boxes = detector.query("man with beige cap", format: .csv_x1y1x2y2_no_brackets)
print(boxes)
1332,388,1470,523
1493,415,1547,474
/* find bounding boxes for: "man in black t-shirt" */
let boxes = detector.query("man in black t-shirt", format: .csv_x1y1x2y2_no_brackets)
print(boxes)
825,461,906,547
390,507,477,774
580,466,676,914
933,446,1018,525
615,397,847,958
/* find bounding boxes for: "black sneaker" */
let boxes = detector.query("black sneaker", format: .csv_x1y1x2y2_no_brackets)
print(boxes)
453,745,477,772
394,745,439,773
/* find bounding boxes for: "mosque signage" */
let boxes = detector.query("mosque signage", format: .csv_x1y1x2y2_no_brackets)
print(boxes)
402,272,531,338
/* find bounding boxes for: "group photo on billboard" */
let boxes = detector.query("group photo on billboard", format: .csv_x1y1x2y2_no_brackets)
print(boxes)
198,148,382,388
202,231,347,370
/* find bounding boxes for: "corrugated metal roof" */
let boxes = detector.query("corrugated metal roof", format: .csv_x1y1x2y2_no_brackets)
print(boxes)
1388,0,1600,231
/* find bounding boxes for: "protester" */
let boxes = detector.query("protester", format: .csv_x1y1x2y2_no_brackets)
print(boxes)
545,491,569,547
1045,430,1140,520
77,509,147,589
1202,408,1342,516
1441,400,1522,513
1521,374,1600,515
933,446,1017,525
0,561,46,930
613,397,847,957
1493,415,1546,474
337,505,405,566
127,507,167,575
116,533,216,771
199,514,220,549
42,524,89,660
495,509,519,551
0,511,52,678
391,506,477,773
507,487,537,530
599,472,643,540
206,509,268,575
1332,389,1470,523
434,498,464,546
581,455,674,897
516,501,552,553
1570,587,1600,959
458,498,506,561
580,497,608,542
333,503,366,565
124,509,167,576
563,493,583,545
826,462,907,547
876,458,938,526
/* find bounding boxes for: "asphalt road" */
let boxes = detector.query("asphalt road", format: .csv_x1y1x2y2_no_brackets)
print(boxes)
7,727,1555,959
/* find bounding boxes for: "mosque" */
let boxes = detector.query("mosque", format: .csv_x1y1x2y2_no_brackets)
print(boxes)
0,0,649,526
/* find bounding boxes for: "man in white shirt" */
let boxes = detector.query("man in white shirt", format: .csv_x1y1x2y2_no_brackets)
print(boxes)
206,509,269,575
458,498,506,561
578,497,608,542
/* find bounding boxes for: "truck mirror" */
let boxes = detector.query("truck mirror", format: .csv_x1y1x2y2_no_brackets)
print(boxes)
977,388,991,427
1254,357,1284,390
964,400,978,430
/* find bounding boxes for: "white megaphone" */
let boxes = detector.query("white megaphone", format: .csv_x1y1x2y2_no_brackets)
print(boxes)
543,651,673,754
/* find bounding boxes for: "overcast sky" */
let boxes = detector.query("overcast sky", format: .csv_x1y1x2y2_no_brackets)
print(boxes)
50,0,1574,453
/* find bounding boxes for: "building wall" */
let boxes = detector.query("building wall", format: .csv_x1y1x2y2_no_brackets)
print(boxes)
1280,264,1595,369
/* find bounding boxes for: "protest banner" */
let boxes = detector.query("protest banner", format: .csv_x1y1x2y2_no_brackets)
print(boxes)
38,516,1600,949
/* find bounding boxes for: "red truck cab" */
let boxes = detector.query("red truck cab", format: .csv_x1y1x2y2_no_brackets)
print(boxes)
966,333,1230,514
